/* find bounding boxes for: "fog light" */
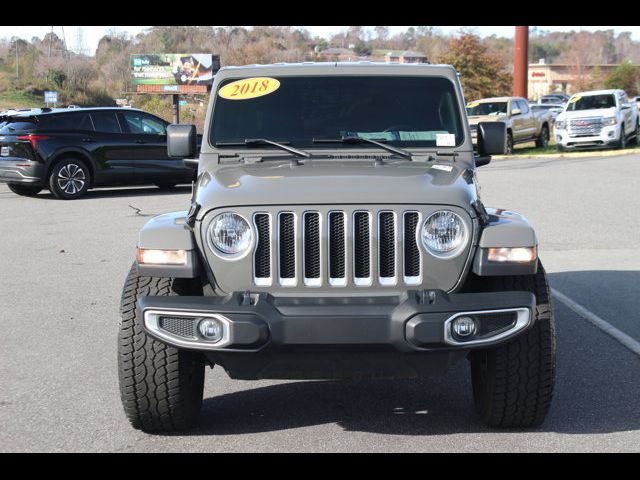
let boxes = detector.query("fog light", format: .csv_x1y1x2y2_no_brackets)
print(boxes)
198,318,223,342
452,316,477,338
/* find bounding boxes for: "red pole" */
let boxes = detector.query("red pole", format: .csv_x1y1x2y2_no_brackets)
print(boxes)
513,26,529,98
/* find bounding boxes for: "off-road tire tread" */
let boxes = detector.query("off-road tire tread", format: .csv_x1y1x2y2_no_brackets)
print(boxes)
117,264,204,432
470,264,556,428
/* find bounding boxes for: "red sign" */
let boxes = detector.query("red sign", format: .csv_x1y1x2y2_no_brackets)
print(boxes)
531,71,546,78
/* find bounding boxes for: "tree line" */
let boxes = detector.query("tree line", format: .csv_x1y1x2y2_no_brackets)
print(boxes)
1,26,640,123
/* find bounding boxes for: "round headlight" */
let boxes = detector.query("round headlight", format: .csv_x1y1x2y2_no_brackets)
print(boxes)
421,211,468,258
208,212,252,256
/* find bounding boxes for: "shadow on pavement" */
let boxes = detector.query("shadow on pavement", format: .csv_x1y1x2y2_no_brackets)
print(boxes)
178,270,640,437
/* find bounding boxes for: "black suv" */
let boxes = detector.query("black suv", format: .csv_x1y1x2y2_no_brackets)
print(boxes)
0,107,198,199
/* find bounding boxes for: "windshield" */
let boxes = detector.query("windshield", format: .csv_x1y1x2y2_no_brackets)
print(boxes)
210,75,465,148
466,102,508,116
566,94,616,111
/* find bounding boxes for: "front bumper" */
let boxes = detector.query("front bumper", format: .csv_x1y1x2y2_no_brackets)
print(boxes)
0,159,45,185
138,290,536,378
555,125,619,149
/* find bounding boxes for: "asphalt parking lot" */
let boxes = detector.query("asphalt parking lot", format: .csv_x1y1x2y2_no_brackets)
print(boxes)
1,153,639,452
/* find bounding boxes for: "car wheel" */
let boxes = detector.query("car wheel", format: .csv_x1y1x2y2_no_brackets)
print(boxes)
506,132,514,155
118,264,205,432
535,125,549,148
48,158,90,200
469,263,556,428
7,184,42,197
631,121,640,146
556,144,565,152
617,125,627,150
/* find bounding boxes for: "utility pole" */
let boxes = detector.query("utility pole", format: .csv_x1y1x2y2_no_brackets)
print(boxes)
513,26,529,98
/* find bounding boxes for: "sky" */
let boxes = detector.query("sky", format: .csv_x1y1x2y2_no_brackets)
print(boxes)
2,26,640,56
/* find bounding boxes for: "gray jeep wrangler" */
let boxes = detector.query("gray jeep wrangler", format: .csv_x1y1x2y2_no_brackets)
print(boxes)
118,62,555,432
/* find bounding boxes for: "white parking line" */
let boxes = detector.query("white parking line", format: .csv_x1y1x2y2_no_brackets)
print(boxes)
551,288,640,357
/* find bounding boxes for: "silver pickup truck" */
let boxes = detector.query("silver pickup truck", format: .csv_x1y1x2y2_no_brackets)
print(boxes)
117,63,556,432
467,96,554,153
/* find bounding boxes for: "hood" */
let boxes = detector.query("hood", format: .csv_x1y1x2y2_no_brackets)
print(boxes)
558,107,617,120
468,115,509,126
194,159,476,218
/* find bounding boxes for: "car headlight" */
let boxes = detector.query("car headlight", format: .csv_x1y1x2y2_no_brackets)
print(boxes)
421,211,468,258
601,117,617,126
555,120,566,129
208,212,252,256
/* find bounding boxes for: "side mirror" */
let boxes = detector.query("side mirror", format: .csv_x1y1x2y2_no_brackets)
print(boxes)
622,104,631,110
477,121,507,161
167,124,197,159
511,108,522,116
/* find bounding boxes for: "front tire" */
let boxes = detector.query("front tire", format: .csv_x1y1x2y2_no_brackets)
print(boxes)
469,263,556,428
7,184,42,197
535,124,549,148
48,158,90,199
505,131,514,155
630,121,640,146
118,264,205,432
616,125,627,150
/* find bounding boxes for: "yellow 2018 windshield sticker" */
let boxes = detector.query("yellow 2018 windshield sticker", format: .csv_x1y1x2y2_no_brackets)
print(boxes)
467,102,480,108
569,96,581,103
218,77,280,100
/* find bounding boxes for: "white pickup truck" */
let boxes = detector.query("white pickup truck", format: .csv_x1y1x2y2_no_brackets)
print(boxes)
554,89,640,151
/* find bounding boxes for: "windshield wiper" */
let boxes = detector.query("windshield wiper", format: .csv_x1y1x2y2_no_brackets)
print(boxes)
313,136,413,159
216,138,311,158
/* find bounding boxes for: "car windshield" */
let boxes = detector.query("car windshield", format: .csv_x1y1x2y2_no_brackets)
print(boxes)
566,94,616,111
210,75,465,149
466,102,508,116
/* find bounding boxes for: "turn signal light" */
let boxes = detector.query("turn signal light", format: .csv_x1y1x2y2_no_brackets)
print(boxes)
487,246,537,263
136,248,187,265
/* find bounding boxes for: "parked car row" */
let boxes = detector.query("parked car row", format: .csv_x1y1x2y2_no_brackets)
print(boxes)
0,107,199,199
467,89,640,154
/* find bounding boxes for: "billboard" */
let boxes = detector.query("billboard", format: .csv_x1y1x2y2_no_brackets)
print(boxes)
131,54,220,93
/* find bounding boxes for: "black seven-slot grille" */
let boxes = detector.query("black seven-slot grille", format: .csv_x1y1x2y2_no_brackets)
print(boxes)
253,210,424,287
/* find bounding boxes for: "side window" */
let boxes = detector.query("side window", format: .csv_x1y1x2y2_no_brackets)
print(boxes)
37,113,93,131
91,112,121,134
518,100,529,114
121,112,166,135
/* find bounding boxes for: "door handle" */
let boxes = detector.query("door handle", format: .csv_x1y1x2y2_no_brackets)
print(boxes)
82,138,95,143
135,140,146,144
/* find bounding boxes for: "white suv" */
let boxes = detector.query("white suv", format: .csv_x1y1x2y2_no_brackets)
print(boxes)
554,89,639,151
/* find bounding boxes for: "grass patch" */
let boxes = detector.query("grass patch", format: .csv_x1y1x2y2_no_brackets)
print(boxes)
496,136,640,159
0,90,42,111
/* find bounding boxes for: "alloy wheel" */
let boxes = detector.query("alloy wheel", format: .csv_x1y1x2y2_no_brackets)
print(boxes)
57,163,86,195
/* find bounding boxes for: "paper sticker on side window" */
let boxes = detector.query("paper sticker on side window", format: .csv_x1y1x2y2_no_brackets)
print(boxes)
1,146,10,157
